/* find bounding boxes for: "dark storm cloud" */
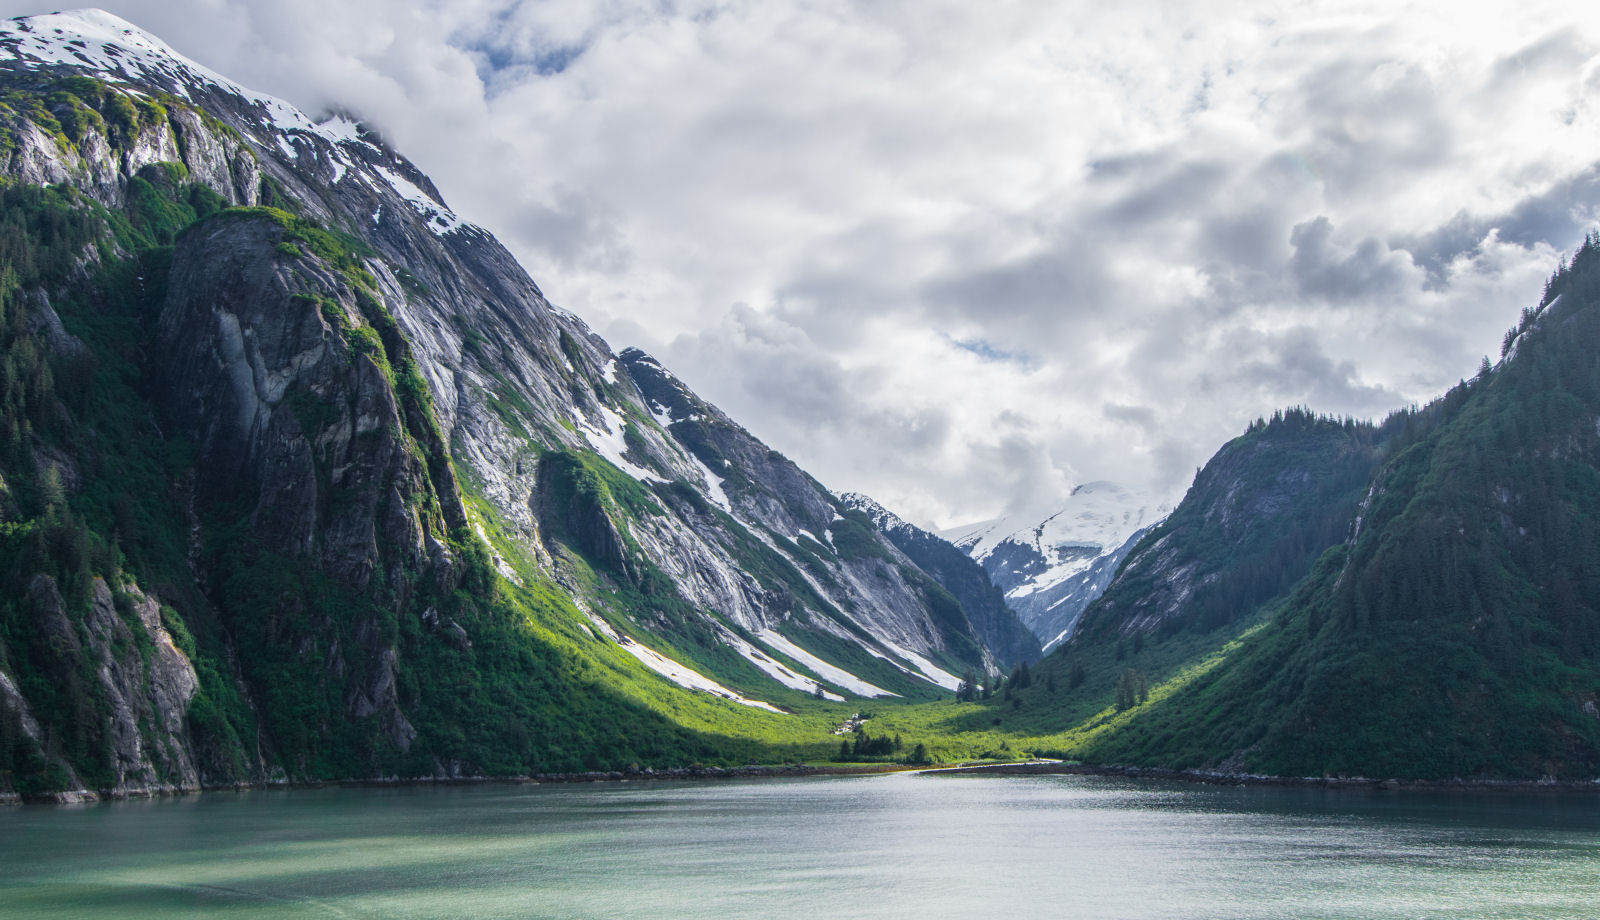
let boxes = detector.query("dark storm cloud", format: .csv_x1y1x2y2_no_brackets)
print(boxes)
1098,159,1232,228
1103,403,1158,433
920,233,1119,336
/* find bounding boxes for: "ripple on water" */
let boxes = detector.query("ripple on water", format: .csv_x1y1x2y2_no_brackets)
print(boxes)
4,775,1599,919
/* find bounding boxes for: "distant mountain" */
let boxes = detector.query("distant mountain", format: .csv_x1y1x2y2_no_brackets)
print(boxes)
0,10,1013,800
941,483,1169,649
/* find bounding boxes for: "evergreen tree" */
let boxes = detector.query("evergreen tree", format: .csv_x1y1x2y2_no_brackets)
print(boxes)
1115,669,1147,712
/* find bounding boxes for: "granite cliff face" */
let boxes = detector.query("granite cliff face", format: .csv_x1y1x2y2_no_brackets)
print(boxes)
0,10,1025,798
1,577,200,803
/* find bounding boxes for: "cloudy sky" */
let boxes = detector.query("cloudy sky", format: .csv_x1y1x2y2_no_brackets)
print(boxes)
10,1,1600,528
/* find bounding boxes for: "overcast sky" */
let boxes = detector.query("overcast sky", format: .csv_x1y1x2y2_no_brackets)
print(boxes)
10,1,1600,528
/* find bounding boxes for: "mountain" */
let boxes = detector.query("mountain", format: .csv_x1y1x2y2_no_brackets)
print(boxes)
962,413,1382,740
941,483,1169,650
840,492,1041,669
0,10,1013,799
1071,413,1382,644
1004,242,1600,781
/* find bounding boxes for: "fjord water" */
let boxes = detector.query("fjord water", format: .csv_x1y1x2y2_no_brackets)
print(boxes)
4,774,1598,919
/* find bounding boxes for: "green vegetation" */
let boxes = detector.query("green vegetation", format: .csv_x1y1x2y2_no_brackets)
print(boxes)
0,73,164,159
19,66,1600,792
1049,237,1600,780
0,179,259,793
1077,409,1381,643
0,147,854,791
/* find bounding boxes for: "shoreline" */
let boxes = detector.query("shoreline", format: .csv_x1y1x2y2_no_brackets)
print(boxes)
928,760,1600,793
10,758,1600,806
0,761,927,806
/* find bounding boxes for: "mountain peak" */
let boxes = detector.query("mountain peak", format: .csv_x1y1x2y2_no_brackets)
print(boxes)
0,9,473,238
4,9,209,85
838,491,912,535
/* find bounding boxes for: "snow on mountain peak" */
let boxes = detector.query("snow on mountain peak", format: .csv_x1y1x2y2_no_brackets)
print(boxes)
838,491,911,535
943,481,1168,566
941,481,1173,649
0,9,473,238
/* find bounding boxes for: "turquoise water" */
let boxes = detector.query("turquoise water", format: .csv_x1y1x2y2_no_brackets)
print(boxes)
3,772,1598,918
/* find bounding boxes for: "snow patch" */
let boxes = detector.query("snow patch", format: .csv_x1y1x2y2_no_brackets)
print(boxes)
648,398,731,513
944,481,1168,566
370,165,465,237
571,406,665,484
722,633,843,701
314,113,365,145
688,451,732,513
756,630,897,698
549,305,584,325
582,612,781,713
942,481,1172,608
874,639,962,691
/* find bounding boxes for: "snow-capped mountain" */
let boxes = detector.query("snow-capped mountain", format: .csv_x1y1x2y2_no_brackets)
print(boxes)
941,482,1171,650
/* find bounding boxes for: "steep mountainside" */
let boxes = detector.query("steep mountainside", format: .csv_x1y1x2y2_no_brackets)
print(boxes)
0,10,1008,800
1078,243,1600,779
942,483,1168,649
1072,412,1382,644
841,493,1041,668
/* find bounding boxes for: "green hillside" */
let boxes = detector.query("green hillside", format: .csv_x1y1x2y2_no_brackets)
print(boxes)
1076,238,1600,779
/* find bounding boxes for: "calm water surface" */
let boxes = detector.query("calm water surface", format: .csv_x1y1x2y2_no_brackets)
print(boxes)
3,772,1598,918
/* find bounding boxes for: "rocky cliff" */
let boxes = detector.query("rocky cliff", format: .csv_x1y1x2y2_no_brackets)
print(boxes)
842,492,1041,669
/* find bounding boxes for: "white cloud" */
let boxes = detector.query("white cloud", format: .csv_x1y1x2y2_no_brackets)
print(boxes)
11,0,1599,528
